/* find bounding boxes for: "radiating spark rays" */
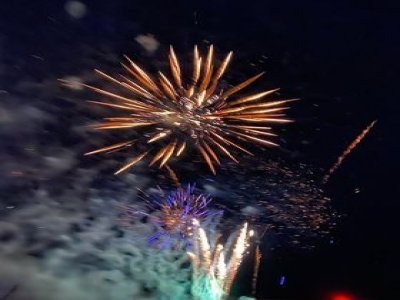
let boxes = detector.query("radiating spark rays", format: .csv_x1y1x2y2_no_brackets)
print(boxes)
210,131,254,156
114,151,149,175
91,122,155,130
159,140,177,168
206,51,233,99
123,55,161,94
85,140,134,155
149,144,169,166
176,141,186,157
221,72,265,99
147,130,172,143
66,45,293,174
202,140,221,165
227,88,280,106
197,144,217,175
192,46,201,84
159,71,178,100
164,164,181,187
227,129,279,147
169,46,183,87
234,128,276,137
208,138,239,163
199,45,214,92
85,100,139,111
188,219,253,300
226,116,292,123
323,120,377,184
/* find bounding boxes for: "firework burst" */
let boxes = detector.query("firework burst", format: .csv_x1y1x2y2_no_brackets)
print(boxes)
121,184,223,248
188,219,253,300
61,45,294,174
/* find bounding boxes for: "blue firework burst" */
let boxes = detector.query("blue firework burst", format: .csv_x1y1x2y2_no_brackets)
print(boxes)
122,184,223,248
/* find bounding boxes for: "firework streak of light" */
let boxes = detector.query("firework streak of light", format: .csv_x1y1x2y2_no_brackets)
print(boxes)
60,45,295,175
323,120,377,184
187,219,253,300
252,245,262,296
164,164,181,187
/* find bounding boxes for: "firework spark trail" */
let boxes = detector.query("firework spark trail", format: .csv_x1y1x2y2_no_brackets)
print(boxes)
188,219,253,300
251,245,262,296
217,158,335,248
323,120,377,184
61,45,294,175
164,164,181,187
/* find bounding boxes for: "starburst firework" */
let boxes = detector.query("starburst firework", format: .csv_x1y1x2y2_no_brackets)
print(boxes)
62,45,294,174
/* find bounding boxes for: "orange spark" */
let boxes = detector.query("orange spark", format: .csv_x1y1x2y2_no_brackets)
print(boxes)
164,164,181,188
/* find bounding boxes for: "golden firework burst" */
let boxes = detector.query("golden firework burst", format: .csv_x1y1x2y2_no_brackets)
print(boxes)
61,45,295,175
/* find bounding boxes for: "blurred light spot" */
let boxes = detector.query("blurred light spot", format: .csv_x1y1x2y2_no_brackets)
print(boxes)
61,76,84,90
279,275,286,286
10,170,24,177
329,292,356,300
65,1,87,19
241,205,261,217
135,34,160,54
30,54,44,61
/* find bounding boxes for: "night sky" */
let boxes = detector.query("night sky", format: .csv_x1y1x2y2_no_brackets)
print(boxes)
1,1,399,299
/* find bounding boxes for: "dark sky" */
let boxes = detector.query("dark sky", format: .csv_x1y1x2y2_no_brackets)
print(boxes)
1,1,399,299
